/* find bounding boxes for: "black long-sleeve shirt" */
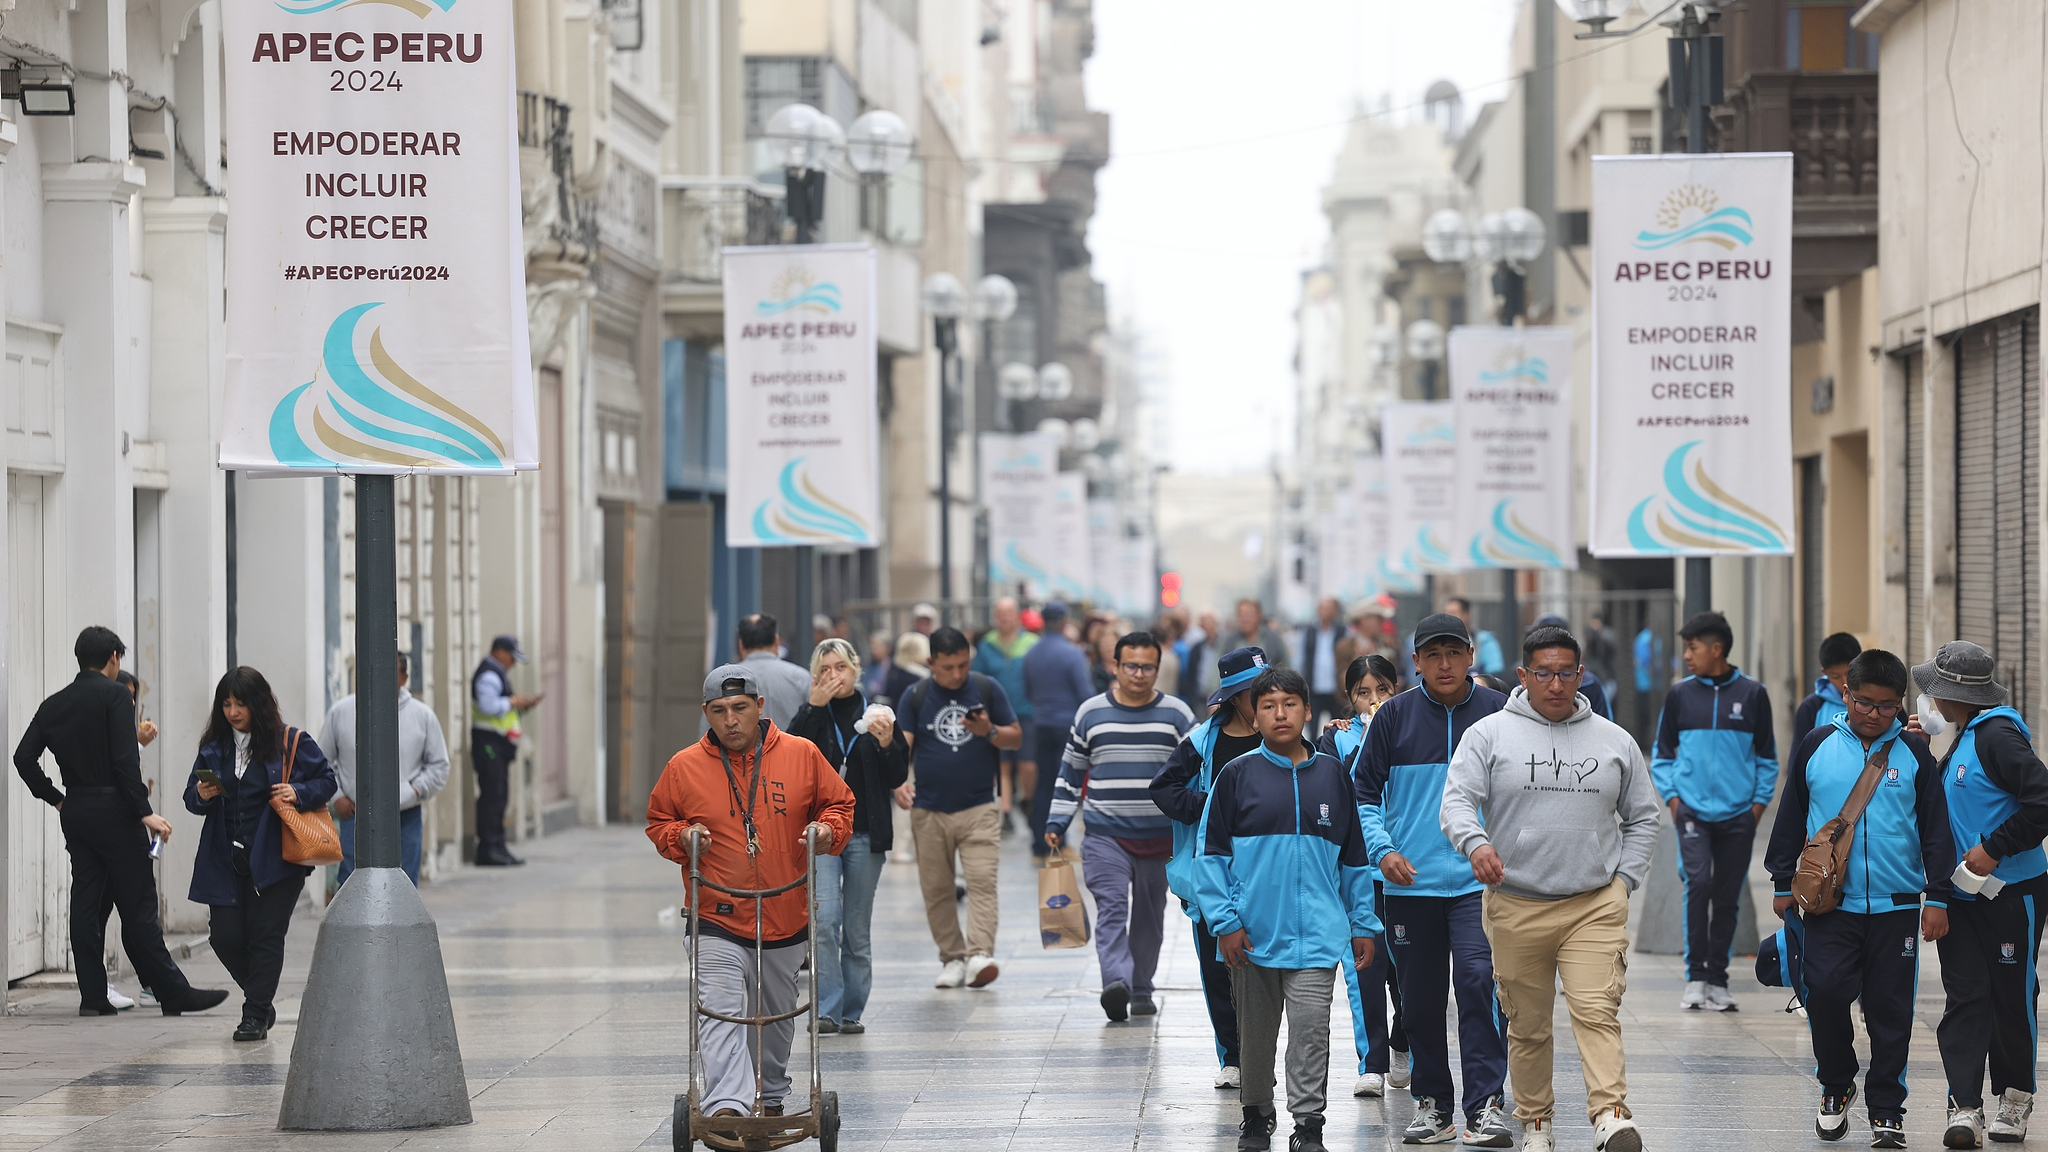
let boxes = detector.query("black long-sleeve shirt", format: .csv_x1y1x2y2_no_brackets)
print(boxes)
13,670,152,820
787,693,910,850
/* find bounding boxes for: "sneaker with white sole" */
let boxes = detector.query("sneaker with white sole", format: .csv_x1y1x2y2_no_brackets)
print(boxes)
1819,1085,1859,1142
1387,1049,1412,1089
1991,1089,2034,1143
1463,1096,1513,1148
1701,983,1738,1012
137,987,158,1008
1872,1116,1906,1149
1353,1073,1385,1098
1521,1118,1555,1152
105,988,135,1010
934,959,967,988
1594,1107,1644,1152
1681,980,1708,1010
1215,1065,1242,1090
1404,1097,1456,1145
964,954,999,987
1946,1100,1986,1149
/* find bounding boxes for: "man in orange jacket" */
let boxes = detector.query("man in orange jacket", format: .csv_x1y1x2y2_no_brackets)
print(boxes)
648,664,855,1144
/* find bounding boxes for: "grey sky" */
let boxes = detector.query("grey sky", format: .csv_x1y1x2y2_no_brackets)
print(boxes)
1087,0,1523,473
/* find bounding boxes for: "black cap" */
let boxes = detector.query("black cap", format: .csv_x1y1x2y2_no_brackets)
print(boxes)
1412,613,1472,652
1207,646,1269,708
491,634,528,663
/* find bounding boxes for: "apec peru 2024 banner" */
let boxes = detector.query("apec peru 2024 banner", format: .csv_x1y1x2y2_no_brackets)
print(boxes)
220,0,536,475
1590,153,1794,556
1449,325,1577,571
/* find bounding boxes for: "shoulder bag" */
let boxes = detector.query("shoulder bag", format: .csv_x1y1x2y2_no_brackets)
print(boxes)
271,726,344,867
1790,736,1896,916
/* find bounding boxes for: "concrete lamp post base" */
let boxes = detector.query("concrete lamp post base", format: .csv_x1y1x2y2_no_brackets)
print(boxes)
278,867,473,1130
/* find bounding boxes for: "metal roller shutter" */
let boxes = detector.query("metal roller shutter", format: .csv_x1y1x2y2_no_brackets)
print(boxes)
1953,310,2040,728
1904,352,1923,666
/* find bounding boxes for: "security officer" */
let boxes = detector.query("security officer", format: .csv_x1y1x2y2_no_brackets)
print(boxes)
471,633,541,865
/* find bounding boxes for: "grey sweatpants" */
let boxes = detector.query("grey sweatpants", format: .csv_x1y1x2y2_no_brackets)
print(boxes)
1232,962,1337,1117
697,934,807,1116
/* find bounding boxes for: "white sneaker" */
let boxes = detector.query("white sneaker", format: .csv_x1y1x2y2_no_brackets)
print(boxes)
934,959,967,988
1214,1065,1240,1090
1947,1101,1986,1148
964,953,1000,987
1353,1072,1385,1098
1521,1117,1555,1152
104,988,135,1010
1463,1095,1513,1147
1387,1049,1412,1089
1701,983,1737,1012
137,987,158,1008
1594,1107,1643,1152
1680,980,1708,1009
1991,1088,2034,1142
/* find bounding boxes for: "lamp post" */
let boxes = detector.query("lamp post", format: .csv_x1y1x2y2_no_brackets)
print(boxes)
923,272,967,600
1404,318,1445,401
973,273,1019,429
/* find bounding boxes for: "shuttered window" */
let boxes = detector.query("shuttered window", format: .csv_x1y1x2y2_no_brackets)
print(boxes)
1954,310,2040,728
1904,352,1923,666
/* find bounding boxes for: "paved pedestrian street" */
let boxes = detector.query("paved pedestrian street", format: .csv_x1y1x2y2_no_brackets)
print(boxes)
1,826,1977,1150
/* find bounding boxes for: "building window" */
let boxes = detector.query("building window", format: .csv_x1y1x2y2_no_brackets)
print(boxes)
1786,2,1879,71
664,338,727,495
859,158,925,245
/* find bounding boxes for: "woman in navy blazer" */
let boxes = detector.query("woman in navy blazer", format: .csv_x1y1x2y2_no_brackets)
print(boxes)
183,666,337,1041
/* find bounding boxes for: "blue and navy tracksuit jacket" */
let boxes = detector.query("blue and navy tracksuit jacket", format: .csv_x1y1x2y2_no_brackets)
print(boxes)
1317,722,1381,883
1352,680,1507,898
1151,716,1226,917
1653,668,1779,823
1765,715,1955,915
1195,743,1382,967
1792,677,1848,750
1939,707,2048,896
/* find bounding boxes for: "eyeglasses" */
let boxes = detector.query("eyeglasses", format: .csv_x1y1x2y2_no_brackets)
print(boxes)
1521,666,1583,684
1848,695,1902,718
1119,663,1159,676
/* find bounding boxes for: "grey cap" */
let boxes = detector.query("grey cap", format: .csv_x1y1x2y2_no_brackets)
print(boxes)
702,663,763,704
1911,641,2010,708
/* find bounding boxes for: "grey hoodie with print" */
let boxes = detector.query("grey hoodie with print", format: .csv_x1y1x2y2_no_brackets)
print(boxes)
1440,687,1661,900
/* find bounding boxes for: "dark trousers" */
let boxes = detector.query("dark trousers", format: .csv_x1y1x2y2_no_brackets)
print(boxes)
472,729,516,855
1385,891,1507,1120
209,869,305,1019
1676,804,1756,984
1805,906,1921,1121
1356,881,1408,1069
1937,875,2048,1108
1193,912,1242,1068
1028,723,1066,858
61,796,191,1007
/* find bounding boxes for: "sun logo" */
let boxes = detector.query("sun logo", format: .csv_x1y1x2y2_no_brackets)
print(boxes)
1633,184,1753,251
756,267,842,317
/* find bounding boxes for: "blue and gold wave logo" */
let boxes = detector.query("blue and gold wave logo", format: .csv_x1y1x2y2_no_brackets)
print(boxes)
268,302,506,471
1405,421,1455,446
1404,525,1452,573
277,0,455,15
1478,356,1548,385
1632,184,1752,251
750,458,873,544
1626,441,1789,553
1469,500,1564,569
755,267,842,317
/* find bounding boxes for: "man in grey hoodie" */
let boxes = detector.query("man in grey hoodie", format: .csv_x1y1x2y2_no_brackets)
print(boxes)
1440,625,1659,1152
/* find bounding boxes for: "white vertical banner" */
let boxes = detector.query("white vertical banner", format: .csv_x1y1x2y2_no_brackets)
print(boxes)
1047,472,1091,601
979,432,1059,597
1590,153,1794,556
1120,534,1156,618
1381,402,1458,574
1450,326,1578,570
1087,498,1119,606
1317,510,1350,602
220,0,536,474
1352,455,1415,596
723,244,881,545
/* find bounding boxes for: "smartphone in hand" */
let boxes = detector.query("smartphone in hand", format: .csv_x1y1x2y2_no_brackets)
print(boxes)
196,767,220,787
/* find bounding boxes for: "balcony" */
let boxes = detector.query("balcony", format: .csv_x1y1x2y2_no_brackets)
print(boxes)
518,90,599,262
662,180,785,284
1714,71,1879,293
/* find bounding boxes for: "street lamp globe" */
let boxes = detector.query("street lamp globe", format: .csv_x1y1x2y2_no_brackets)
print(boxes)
997,361,1039,400
1497,206,1548,264
1553,0,1626,33
1405,318,1446,364
1037,362,1074,401
973,274,1019,322
1069,417,1101,452
1036,417,1071,447
1473,212,1506,265
846,109,915,176
1422,209,1474,264
921,272,967,319
764,103,844,172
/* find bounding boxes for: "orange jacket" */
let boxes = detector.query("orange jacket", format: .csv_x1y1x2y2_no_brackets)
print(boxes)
646,720,855,947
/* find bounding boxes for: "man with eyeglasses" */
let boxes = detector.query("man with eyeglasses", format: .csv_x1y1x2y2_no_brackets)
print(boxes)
1765,649,1950,1149
1046,630,1197,1022
1442,625,1660,1152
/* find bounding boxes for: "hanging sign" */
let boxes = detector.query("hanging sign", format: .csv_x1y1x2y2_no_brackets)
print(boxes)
1590,153,1794,556
1087,498,1120,606
1450,326,1577,570
1380,402,1458,574
1047,472,1091,602
220,0,536,475
980,432,1059,597
1318,510,1351,604
723,244,881,546
1352,455,1415,596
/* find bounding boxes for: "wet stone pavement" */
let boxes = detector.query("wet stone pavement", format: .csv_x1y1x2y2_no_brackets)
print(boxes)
1,824,1978,1150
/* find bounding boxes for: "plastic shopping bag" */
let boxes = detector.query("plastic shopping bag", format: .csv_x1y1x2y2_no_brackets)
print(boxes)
1038,850,1091,949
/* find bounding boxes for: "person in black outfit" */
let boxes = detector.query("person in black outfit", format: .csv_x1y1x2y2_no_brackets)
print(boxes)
184,666,338,1040
12,626,227,1017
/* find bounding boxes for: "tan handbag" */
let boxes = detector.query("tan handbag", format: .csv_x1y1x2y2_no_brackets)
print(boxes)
271,726,343,867
1791,737,1896,916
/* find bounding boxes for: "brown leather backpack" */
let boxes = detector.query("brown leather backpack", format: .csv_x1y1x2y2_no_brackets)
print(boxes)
1790,737,1896,916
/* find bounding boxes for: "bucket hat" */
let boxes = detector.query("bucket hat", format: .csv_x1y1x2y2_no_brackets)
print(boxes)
1207,646,1268,709
1910,640,2009,709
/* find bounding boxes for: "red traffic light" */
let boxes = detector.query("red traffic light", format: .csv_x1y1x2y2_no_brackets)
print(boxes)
1160,572,1182,591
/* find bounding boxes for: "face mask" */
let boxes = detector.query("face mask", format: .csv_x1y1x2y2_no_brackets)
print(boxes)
1916,695,1947,738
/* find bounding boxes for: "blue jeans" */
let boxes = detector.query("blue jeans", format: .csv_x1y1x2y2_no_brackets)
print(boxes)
815,832,886,1023
338,805,424,887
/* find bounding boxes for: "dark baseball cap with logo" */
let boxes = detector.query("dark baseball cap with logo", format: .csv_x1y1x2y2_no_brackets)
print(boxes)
1412,613,1473,652
702,663,763,704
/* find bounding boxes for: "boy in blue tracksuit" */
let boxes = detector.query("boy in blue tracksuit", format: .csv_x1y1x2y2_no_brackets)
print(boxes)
1353,613,1512,1147
1793,632,1862,749
1913,641,2048,1147
1652,611,1778,1011
1198,666,1379,1152
1766,649,1952,1149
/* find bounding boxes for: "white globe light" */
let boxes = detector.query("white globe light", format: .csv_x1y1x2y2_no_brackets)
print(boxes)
1498,206,1548,263
1405,318,1446,363
1037,362,1074,400
1422,209,1473,264
847,109,915,176
1554,0,1626,32
764,103,844,172
997,362,1038,400
973,274,1019,322
1473,212,1506,265
921,272,966,319
1036,418,1071,447
1069,418,1101,452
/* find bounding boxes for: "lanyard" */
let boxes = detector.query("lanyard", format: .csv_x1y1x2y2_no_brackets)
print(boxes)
829,694,866,766
719,732,766,858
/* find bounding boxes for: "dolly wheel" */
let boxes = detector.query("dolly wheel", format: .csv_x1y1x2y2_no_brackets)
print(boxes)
672,1094,692,1150
819,1091,839,1152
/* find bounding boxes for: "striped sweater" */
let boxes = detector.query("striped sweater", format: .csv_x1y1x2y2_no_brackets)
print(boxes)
1046,691,1197,840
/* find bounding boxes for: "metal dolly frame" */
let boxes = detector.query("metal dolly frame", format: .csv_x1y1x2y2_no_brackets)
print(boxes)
673,826,839,1151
